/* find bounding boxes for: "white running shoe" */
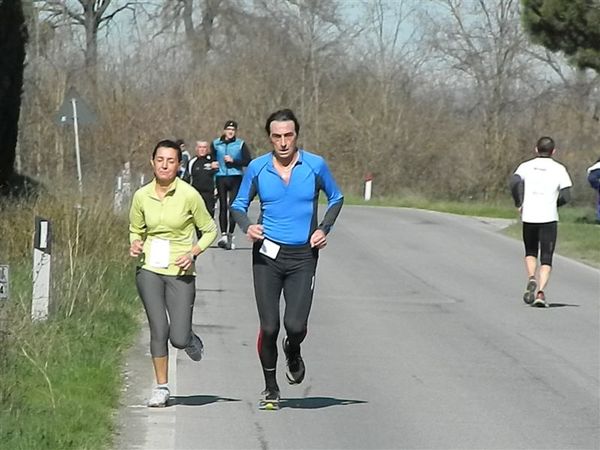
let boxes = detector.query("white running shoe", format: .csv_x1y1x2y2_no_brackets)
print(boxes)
147,386,170,407
217,234,227,249
225,234,236,250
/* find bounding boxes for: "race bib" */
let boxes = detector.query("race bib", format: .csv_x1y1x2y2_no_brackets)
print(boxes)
259,238,280,260
148,238,170,268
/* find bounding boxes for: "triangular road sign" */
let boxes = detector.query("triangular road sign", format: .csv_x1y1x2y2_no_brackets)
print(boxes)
55,87,96,126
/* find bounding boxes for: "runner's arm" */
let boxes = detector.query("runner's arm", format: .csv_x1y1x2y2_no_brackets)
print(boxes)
557,187,571,207
230,166,258,232
510,174,524,208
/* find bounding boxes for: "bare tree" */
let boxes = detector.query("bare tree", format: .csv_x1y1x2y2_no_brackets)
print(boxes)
420,0,530,196
255,0,351,149
159,0,225,69
38,0,136,72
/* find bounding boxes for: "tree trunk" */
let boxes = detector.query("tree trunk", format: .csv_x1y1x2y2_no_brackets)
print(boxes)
0,0,27,195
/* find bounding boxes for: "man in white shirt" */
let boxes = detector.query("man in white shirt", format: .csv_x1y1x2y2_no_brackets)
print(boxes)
510,136,572,307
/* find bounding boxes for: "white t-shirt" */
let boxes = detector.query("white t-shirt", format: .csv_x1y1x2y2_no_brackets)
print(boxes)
514,157,572,223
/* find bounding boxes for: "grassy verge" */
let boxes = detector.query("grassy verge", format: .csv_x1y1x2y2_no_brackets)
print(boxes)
344,194,600,268
0,193,141,450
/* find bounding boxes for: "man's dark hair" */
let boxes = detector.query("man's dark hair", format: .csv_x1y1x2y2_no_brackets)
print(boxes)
536,136,555,155
152,139,182,162
265,109,300,135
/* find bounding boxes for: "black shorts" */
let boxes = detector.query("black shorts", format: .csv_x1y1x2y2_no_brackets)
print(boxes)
522,221,557,266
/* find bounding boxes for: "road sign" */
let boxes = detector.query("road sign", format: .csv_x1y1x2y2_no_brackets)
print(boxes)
56,87,96,126
55,87,96,194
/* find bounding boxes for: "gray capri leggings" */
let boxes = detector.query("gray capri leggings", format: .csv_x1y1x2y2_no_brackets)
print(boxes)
135,267,196,357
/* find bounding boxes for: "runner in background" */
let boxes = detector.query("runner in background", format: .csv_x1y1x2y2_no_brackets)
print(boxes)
586,157,600,223
211,120,252,250
510,136,572,308
175,139,191,180
188,140,218,219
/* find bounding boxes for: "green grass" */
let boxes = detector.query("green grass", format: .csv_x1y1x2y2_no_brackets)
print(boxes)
0,193,141,450
504,221,600,268
343,193,517,218
0,267,140,450
345,194,600,268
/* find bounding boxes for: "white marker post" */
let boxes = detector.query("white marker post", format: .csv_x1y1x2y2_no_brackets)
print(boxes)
364,172,373,201
32,217,51,322
0,265,8,301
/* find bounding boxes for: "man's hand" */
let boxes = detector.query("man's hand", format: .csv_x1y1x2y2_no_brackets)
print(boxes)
129,240,144,257
310,229,327,249
224,155,233,163
247,224,264,242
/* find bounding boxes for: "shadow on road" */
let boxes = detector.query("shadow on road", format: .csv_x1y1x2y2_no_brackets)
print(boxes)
169,395,241,407
547,303,580,308
280,397,367,409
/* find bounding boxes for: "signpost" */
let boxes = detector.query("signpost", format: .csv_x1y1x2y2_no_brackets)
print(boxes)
56,87,96,194
31,217,51,322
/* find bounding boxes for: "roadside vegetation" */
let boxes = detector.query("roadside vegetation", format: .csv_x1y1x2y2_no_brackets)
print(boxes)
0,190,141,450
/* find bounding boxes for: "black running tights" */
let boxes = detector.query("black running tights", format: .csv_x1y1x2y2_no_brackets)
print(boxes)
252,242,318,370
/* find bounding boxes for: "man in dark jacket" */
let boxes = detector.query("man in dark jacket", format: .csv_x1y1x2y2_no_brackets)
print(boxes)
188,140,218,218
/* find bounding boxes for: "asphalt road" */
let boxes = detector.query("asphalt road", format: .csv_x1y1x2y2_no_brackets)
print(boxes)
115,205,599,450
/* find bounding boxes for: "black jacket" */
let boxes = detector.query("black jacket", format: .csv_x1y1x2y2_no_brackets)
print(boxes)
188,155,217,193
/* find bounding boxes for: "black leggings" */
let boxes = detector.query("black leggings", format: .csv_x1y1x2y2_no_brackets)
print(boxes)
252,242,318,370
216,175,242,234
523,221,558,266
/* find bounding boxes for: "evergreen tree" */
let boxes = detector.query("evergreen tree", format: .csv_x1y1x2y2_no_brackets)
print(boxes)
521,0,600,72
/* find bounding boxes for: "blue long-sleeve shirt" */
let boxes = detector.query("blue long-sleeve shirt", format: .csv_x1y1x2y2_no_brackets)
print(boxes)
231,149,344,246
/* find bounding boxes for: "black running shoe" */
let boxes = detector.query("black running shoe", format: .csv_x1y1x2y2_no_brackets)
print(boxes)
523,276,537,304
258,388,280,410
283,337,305,385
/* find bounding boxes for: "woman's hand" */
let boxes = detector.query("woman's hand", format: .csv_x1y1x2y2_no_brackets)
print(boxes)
129,240,144,257
175,253,195,271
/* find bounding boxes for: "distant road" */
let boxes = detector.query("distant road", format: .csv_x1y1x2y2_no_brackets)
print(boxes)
115,205,599,450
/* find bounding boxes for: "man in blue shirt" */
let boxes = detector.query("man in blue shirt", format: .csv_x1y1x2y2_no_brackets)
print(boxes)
231,109,343,410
